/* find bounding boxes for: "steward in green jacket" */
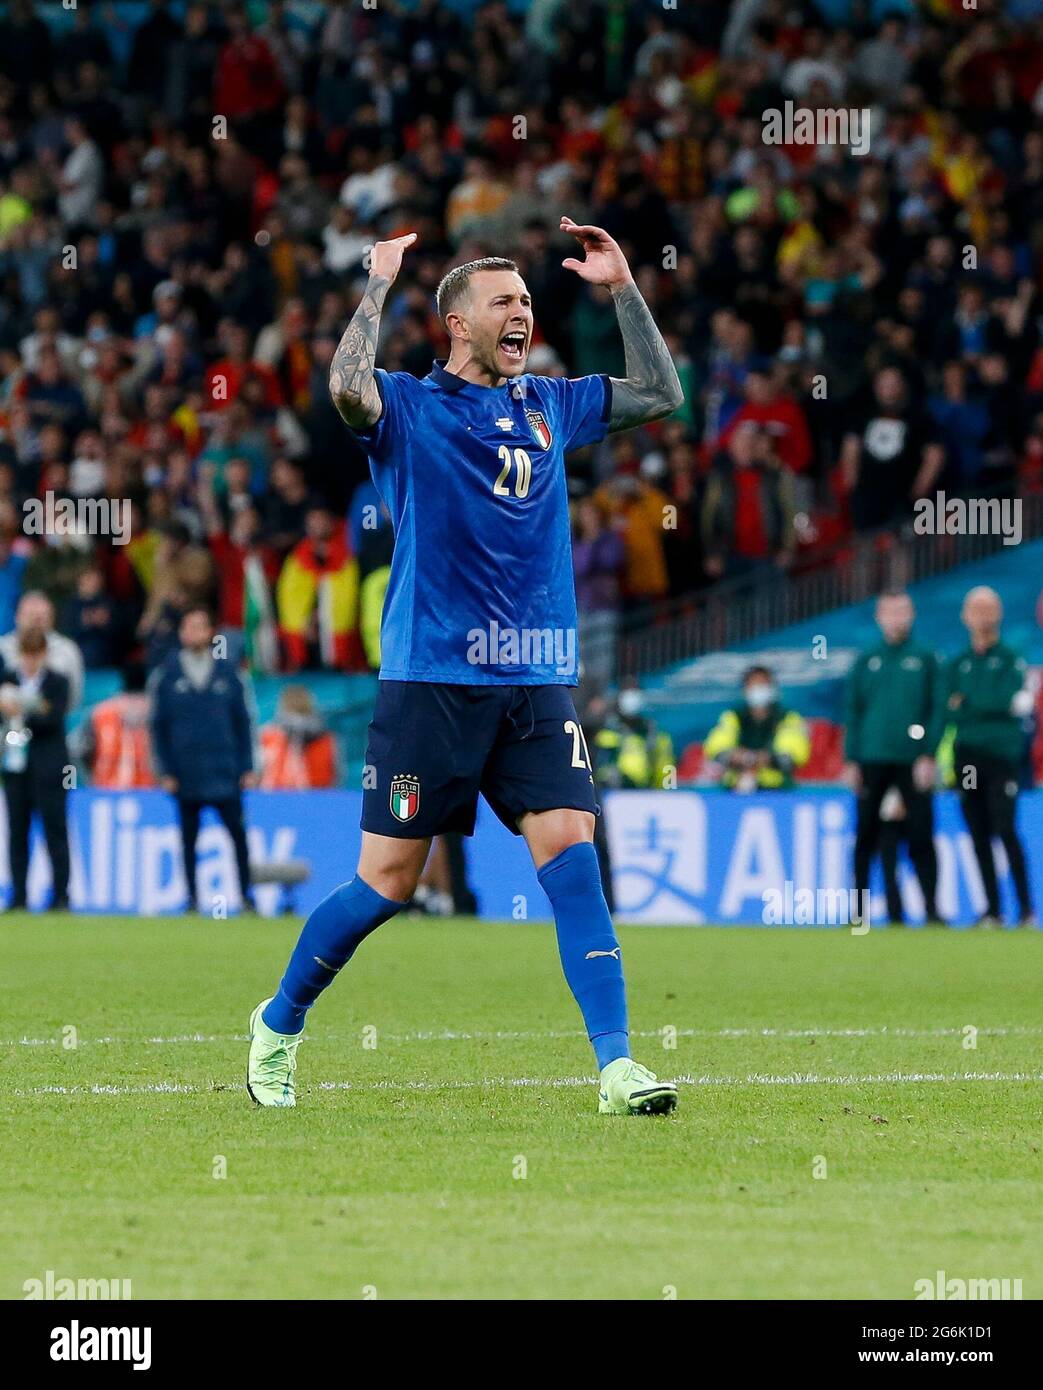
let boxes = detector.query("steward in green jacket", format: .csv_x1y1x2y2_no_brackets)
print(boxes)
594,687,674,790
844,592,944,925
947,585,1034,926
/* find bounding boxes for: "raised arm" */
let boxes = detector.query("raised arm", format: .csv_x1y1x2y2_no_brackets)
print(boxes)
560,216,683,432
329,232,417,429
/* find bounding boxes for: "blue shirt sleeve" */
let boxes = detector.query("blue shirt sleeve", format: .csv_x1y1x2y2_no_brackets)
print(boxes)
548,374,612,451
344,369,412,463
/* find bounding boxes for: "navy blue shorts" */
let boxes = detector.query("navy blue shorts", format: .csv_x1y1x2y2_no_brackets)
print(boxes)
361,681,599,838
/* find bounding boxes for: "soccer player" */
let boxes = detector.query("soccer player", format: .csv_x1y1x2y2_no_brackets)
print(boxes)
247,218,683,1112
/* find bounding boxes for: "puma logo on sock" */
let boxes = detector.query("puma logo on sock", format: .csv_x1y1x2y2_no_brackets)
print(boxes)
585,948,621,960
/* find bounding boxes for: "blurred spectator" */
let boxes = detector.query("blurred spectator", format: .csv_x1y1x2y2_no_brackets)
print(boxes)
198,466,280,672
572,495,624,692
594,457,671,610
357,498,394,672
841,367,945,531
0,589,84,711
660,434,704,596
263,457,311,556
55,116,102,227
62,564,122,668
77,662,155,789
127,1,181,102
445,152,510,246
928,361,992,491
0,524,29,633
702,426,796,582
0,627,70,911
149,606,255,913
322,202,369,275
716,368,812,475
704,665,810,791
276,505,362,671
593,684,674,791
136,521,217,669
259,684,338,790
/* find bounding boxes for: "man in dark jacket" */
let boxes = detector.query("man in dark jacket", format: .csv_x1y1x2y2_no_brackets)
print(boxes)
150,606,257,913
1,629,71,911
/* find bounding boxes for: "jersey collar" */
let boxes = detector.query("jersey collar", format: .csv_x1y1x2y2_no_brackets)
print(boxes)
428,360,517,394
428,361,472,393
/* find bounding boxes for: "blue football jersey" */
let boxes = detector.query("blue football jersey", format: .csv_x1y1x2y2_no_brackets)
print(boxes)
349,362,611,685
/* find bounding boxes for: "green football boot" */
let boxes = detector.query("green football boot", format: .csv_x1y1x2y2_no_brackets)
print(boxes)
598,1058,678,1116
246,999,301,1108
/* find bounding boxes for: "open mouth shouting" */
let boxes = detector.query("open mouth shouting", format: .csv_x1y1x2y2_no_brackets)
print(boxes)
498,330,528,367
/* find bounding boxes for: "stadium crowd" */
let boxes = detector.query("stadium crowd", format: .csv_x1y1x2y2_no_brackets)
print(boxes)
0,0,1041,690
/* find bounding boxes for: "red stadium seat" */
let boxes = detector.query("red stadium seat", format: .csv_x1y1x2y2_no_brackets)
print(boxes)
795,718,846,784
677,742,705,784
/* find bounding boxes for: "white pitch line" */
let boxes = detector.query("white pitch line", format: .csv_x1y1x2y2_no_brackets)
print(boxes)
5,1024,1043,1048
13,1070,1043,1099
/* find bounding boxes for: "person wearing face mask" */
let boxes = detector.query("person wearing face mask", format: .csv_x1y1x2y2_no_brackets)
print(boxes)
704,665,809,791
592,683,674,792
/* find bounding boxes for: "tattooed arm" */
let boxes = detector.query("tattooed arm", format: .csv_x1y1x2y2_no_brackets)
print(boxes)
606,280,684,431
559,216,683,432
329,232,416,429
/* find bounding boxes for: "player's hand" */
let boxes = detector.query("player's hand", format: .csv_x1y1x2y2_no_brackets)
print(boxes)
844,761,862,794
160,776,178,794
366,233,418,285
560,217,633,289
912,756,936,793
241,771,258,789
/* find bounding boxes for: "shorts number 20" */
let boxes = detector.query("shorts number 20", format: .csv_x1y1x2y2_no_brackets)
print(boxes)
564,719,592,769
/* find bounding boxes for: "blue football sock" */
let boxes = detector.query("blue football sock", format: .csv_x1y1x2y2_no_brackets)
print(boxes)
262,876,404,1035
537,841,629,1070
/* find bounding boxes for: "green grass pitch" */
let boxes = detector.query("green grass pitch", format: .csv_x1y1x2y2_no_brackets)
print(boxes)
2,915,1041,1300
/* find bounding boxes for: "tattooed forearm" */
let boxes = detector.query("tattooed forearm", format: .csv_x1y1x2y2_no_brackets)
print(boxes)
608,281,684,431
328,275,392,428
